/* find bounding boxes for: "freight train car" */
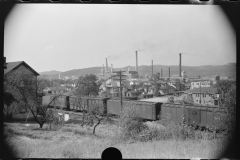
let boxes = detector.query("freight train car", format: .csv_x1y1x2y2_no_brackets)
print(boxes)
41,94,226,129
42,94,70,110
42,94,109,114
161,103,227,128
107,98,162,120
69,96,109,114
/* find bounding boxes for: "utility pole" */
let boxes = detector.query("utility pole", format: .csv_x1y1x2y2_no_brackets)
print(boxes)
113,70,126,110
200,77,202,105
152,60,153,76
200,81,202,105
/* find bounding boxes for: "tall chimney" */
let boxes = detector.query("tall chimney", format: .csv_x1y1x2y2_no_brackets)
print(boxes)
152,60,153,76
169,67,170,77
105,58,108,73
179,53,182,77
161,68,163,78
111,64,113,73
136,51,138,72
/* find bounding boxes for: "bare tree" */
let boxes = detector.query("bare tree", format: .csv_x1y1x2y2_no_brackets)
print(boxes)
4,71,65,128
80,98,106,135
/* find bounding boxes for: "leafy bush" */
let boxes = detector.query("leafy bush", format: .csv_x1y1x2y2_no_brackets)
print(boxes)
135,113,220,142
118,104,147,140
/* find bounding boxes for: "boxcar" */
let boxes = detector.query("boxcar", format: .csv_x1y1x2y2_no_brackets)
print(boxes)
69,96,109,113
161,103,227,129
42,94,69,110
42,95,55,106
107,99,162,120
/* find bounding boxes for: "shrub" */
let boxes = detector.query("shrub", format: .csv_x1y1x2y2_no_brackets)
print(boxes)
118,104,147,140
140,118,219,142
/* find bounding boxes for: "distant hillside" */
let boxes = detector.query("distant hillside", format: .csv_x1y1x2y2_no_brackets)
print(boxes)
39,63,236,79
39,70,62,75
39,67,102,79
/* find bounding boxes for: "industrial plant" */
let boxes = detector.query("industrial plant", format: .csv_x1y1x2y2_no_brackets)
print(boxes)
97,51,221,107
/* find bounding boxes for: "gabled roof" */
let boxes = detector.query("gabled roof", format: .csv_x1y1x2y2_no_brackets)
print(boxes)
4,61,39,76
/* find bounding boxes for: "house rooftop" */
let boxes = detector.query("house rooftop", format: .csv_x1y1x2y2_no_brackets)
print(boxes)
4,61,39,76
184,87,218,94
190,79,210,82
138,96,171,103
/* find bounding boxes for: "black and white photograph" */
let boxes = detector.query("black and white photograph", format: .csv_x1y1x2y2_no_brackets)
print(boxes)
3,4,237,159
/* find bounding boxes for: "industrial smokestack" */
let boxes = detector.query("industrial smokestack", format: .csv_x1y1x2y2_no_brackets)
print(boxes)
161,68,163,78
152,60,153,76
111,64,113,73
136,51,138,72
169,67,170,77
179,53,182,77
105,58,108,72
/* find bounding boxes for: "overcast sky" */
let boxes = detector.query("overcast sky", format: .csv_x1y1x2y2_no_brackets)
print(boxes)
4,4,236,72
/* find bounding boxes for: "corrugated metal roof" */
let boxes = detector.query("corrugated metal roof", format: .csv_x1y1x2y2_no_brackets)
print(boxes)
4,61,39,76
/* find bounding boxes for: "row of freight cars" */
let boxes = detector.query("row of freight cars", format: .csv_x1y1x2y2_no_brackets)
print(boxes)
41,94,226,129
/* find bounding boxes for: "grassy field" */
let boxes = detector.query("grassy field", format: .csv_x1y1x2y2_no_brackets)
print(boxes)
3,113,229,159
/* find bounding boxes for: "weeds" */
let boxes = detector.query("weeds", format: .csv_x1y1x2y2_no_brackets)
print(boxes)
118,104,147,141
